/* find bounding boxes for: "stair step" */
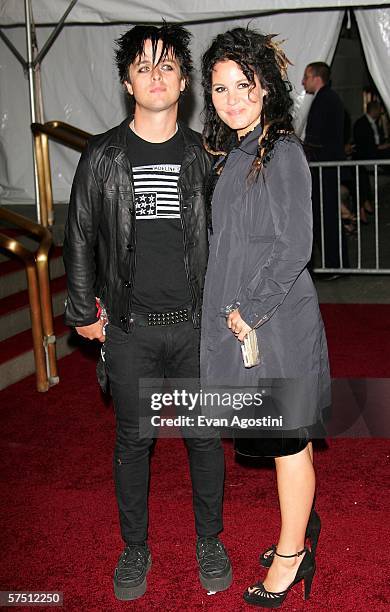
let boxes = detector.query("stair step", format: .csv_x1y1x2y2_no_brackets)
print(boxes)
0,314,77,391
0,275,67,316
0,313,66,365
0,231,40,263
0,276,67,341
0,212,72,390
0,244,63,275
0,246,64,299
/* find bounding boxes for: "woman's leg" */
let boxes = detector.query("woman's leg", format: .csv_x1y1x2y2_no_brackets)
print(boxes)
261,440,314,563
262,444,315,592
308,440,313,463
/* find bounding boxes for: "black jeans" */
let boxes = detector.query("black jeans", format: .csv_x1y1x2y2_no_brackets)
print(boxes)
103,320,224,544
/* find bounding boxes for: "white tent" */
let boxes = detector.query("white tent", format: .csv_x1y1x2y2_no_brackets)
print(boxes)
1,1,389,204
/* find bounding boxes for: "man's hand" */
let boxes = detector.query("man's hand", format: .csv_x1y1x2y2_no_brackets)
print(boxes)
76,319,106,342
344,143,355,156
226,309,252,342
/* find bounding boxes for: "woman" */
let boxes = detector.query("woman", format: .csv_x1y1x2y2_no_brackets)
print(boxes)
200,28,331,608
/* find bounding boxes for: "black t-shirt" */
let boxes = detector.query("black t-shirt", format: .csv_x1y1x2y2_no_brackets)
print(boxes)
126,127,191,313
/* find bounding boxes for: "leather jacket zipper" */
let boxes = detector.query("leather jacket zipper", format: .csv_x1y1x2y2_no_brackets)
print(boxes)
126,167,136,328
178,180,196,323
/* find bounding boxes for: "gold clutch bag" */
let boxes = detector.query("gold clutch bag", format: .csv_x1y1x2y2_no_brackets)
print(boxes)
241,329,261,368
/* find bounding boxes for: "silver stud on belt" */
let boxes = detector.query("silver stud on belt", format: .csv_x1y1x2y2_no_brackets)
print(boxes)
147,309,189,326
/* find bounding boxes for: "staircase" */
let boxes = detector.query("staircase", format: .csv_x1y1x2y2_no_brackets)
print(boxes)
0,212,75,391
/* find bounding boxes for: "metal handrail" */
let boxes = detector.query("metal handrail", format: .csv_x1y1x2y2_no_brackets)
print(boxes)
309,159,390,167
32,121,90,151
0,207,59,392
309,158,390,274
31,121,91,227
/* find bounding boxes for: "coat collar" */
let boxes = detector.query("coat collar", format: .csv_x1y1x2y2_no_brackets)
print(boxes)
314,83,330,99
236,123,263,155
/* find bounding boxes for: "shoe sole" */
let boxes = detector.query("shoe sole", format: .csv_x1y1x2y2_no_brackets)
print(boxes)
199,566,232,593
113,558,152,601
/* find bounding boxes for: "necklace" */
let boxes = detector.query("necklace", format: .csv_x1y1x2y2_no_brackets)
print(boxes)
130,119,178,140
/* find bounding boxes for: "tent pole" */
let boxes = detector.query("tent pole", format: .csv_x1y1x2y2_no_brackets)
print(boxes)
0,30,26,67
30,14,44,123
25,0,41,223
34,0,79,66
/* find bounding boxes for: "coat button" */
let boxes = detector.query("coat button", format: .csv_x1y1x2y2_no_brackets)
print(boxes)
126,244,134,251
124,281,131,288
120,316,127,324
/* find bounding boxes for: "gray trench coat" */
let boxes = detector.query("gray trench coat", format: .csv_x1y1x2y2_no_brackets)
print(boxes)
200,127,331,430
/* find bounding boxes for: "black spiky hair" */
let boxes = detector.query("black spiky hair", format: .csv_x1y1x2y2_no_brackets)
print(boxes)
115,23,193,84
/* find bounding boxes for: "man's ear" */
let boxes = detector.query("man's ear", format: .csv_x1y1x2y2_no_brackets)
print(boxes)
124,80,133,96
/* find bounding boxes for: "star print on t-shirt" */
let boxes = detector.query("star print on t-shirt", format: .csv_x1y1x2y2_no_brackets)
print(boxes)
133,164,181,219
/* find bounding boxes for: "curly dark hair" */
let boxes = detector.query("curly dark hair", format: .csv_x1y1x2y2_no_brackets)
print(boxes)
202,27,295,175
115,24,193,86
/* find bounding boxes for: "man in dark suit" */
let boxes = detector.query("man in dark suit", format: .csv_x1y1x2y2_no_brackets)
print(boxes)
302,62,348,273
353,101,390,160
353,101,390,213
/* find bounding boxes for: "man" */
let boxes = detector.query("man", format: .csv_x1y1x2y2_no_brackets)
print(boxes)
354,101,384,212
302,62,349,273
353,100,390,209
63,24,231,601
353,100,390,161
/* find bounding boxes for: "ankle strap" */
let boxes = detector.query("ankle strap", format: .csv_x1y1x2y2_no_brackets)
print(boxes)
275,547,307,558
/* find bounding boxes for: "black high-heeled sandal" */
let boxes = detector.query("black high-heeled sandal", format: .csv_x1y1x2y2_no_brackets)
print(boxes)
244,548,315,608
259,508,321,568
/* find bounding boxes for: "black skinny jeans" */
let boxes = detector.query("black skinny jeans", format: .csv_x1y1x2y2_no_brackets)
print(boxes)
103,320,224,544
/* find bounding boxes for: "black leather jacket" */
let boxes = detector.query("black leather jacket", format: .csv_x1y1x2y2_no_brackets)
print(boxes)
63,118,211,332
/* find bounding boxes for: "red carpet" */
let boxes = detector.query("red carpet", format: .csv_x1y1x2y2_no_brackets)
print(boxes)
1,304,389,611
320,303,390,377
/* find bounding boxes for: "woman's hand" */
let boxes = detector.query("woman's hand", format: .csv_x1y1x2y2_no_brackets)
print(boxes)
226,309,252,342
76,319,106,342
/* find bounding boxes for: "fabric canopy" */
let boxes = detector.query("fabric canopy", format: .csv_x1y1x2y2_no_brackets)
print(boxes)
0,0,388,25
355,8,390,119
0,1,389,203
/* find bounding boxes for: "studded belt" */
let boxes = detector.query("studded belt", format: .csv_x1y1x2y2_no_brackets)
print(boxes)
130,308,190,327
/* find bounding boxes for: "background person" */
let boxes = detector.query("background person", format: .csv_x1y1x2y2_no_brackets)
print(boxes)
201,28,331,609
302,61,349,274
353,100,390,162
353,100,390,214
